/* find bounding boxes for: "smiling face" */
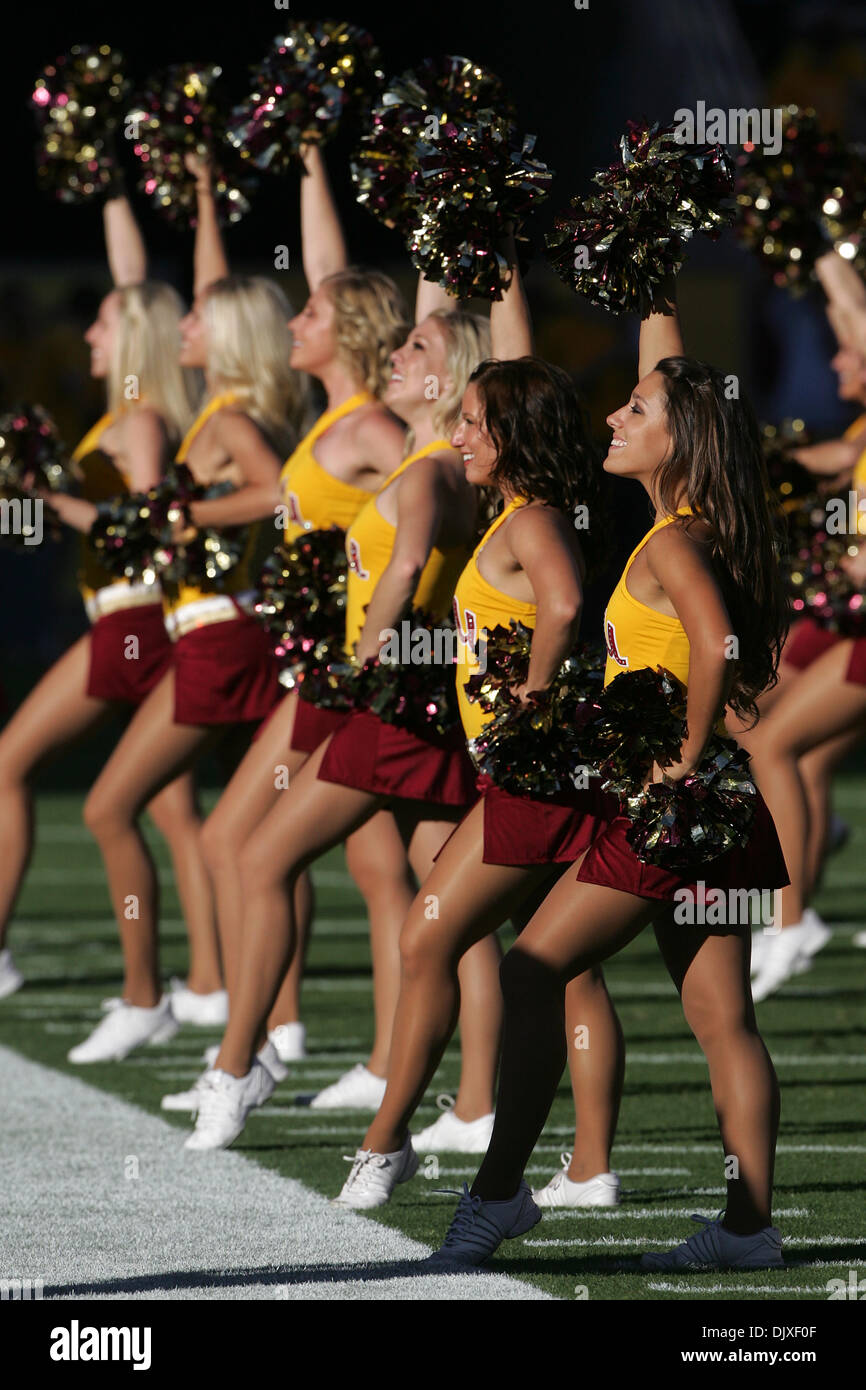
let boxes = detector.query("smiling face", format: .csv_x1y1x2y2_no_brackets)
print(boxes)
84,291,121,379
288,287,338,377
384,315,452,423
452,381,498,487
604,370,673,483
831,346,866,403
179,295,209,369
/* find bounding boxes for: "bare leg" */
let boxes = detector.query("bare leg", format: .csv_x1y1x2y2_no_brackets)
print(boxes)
199,693,309,1005
741,641,866,925
344,812,417,1077
564,968,626,1181
146,772,221,995
800,728,862,894
469,873,778,1234
216,738,384,1077
83,669,224,1007
471,876,654,1201
0,634,114,948
403,809,505,1123
363,801,552,1155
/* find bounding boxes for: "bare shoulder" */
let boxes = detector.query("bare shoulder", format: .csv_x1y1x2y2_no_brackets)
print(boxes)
117,405,167,444
352,403,406,451
645,513,716,577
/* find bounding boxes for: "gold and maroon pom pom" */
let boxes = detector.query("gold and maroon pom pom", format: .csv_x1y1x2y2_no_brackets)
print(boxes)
254,527,348,690
128,64,254,226
547,119,734,315
228,22,384,175
32,44,129,202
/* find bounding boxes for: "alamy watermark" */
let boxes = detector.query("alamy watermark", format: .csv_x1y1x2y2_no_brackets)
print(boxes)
0,497,43,545
673,883,782,929
673,102,783,156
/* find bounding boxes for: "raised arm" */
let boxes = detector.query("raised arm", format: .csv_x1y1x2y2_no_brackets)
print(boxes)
638,276,684,379
103,194,147,287
185,153,229,298
489,234,533,361
508,509,583,695
816,249,866,316
300,144,348,292
415,274,453,324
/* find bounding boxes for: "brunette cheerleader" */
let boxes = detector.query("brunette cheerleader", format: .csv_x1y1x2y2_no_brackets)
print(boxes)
332,354,627,1209
0,194,219,1014
427,284,790,1271
66,187,308,1063
181,246,532,1152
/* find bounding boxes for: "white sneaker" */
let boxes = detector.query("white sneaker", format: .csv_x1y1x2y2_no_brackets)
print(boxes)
164,1040,283,1113
412,1110,495,1154
0,949,24,1000
269,1021,307,1062
752,914,832,1002
68,996,178,1063
427,1181,542,1267
257,1038,288,1083
168,978,228,1026
162,1068,211,1112
332,1138,419,1209
640,1214,783,1270
533,1162,621,1209
309,1063,387,1110
203,1043,219,1066
184,1061,275,1151
853,930,866,949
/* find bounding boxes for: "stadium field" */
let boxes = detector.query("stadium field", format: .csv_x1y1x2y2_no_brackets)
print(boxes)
1,782,864,1303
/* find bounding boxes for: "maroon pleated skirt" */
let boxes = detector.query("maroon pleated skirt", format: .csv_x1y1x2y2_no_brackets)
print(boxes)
86,605,172,705
317,709,477,807
784,618,841,671
172,615,281,727
846,637,866,687
290,698,353,753
576,792,789,903
478,777,619,866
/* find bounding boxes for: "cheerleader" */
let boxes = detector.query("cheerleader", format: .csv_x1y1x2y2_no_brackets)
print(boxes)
175,146,422,1107
739,429,866,998
66,184,308,1063
332,354,626,1210
427,282,790,1271
0,193,219,1013
739,253,866,996
182,247,526,1152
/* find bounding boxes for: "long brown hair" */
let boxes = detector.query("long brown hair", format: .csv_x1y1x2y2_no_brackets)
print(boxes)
469,356,602,562
653,355,789,723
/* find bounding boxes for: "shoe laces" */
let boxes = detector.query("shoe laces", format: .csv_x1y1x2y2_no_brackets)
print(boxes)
436,1184,483,1248
679,1212,725,1260
341,1149,389,1188
194,1073,240,1129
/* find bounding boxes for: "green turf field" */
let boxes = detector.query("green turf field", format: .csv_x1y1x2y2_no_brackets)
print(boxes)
1,783,864,1301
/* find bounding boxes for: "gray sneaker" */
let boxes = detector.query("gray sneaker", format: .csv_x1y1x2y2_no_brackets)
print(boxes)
427,1181,542,1268
641,1214,783,1271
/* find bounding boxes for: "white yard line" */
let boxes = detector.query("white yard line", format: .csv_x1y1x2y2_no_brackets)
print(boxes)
0,1046,552,1302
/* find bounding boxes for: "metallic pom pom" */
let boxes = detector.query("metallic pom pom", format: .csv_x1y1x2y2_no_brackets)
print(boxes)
735,107,866,295
253,527,348,690
0,405,68,547
227,22,384,175
361,608,461,737
465,624,605,796
583,666,688,794
88,463,246,588
547,119,734,316
128,64,254,226
351,55,509,235
408,119,553,300
32,44,130,202
624,738,757,872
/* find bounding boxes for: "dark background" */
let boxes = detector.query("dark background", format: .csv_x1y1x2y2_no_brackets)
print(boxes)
3,0,866,779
